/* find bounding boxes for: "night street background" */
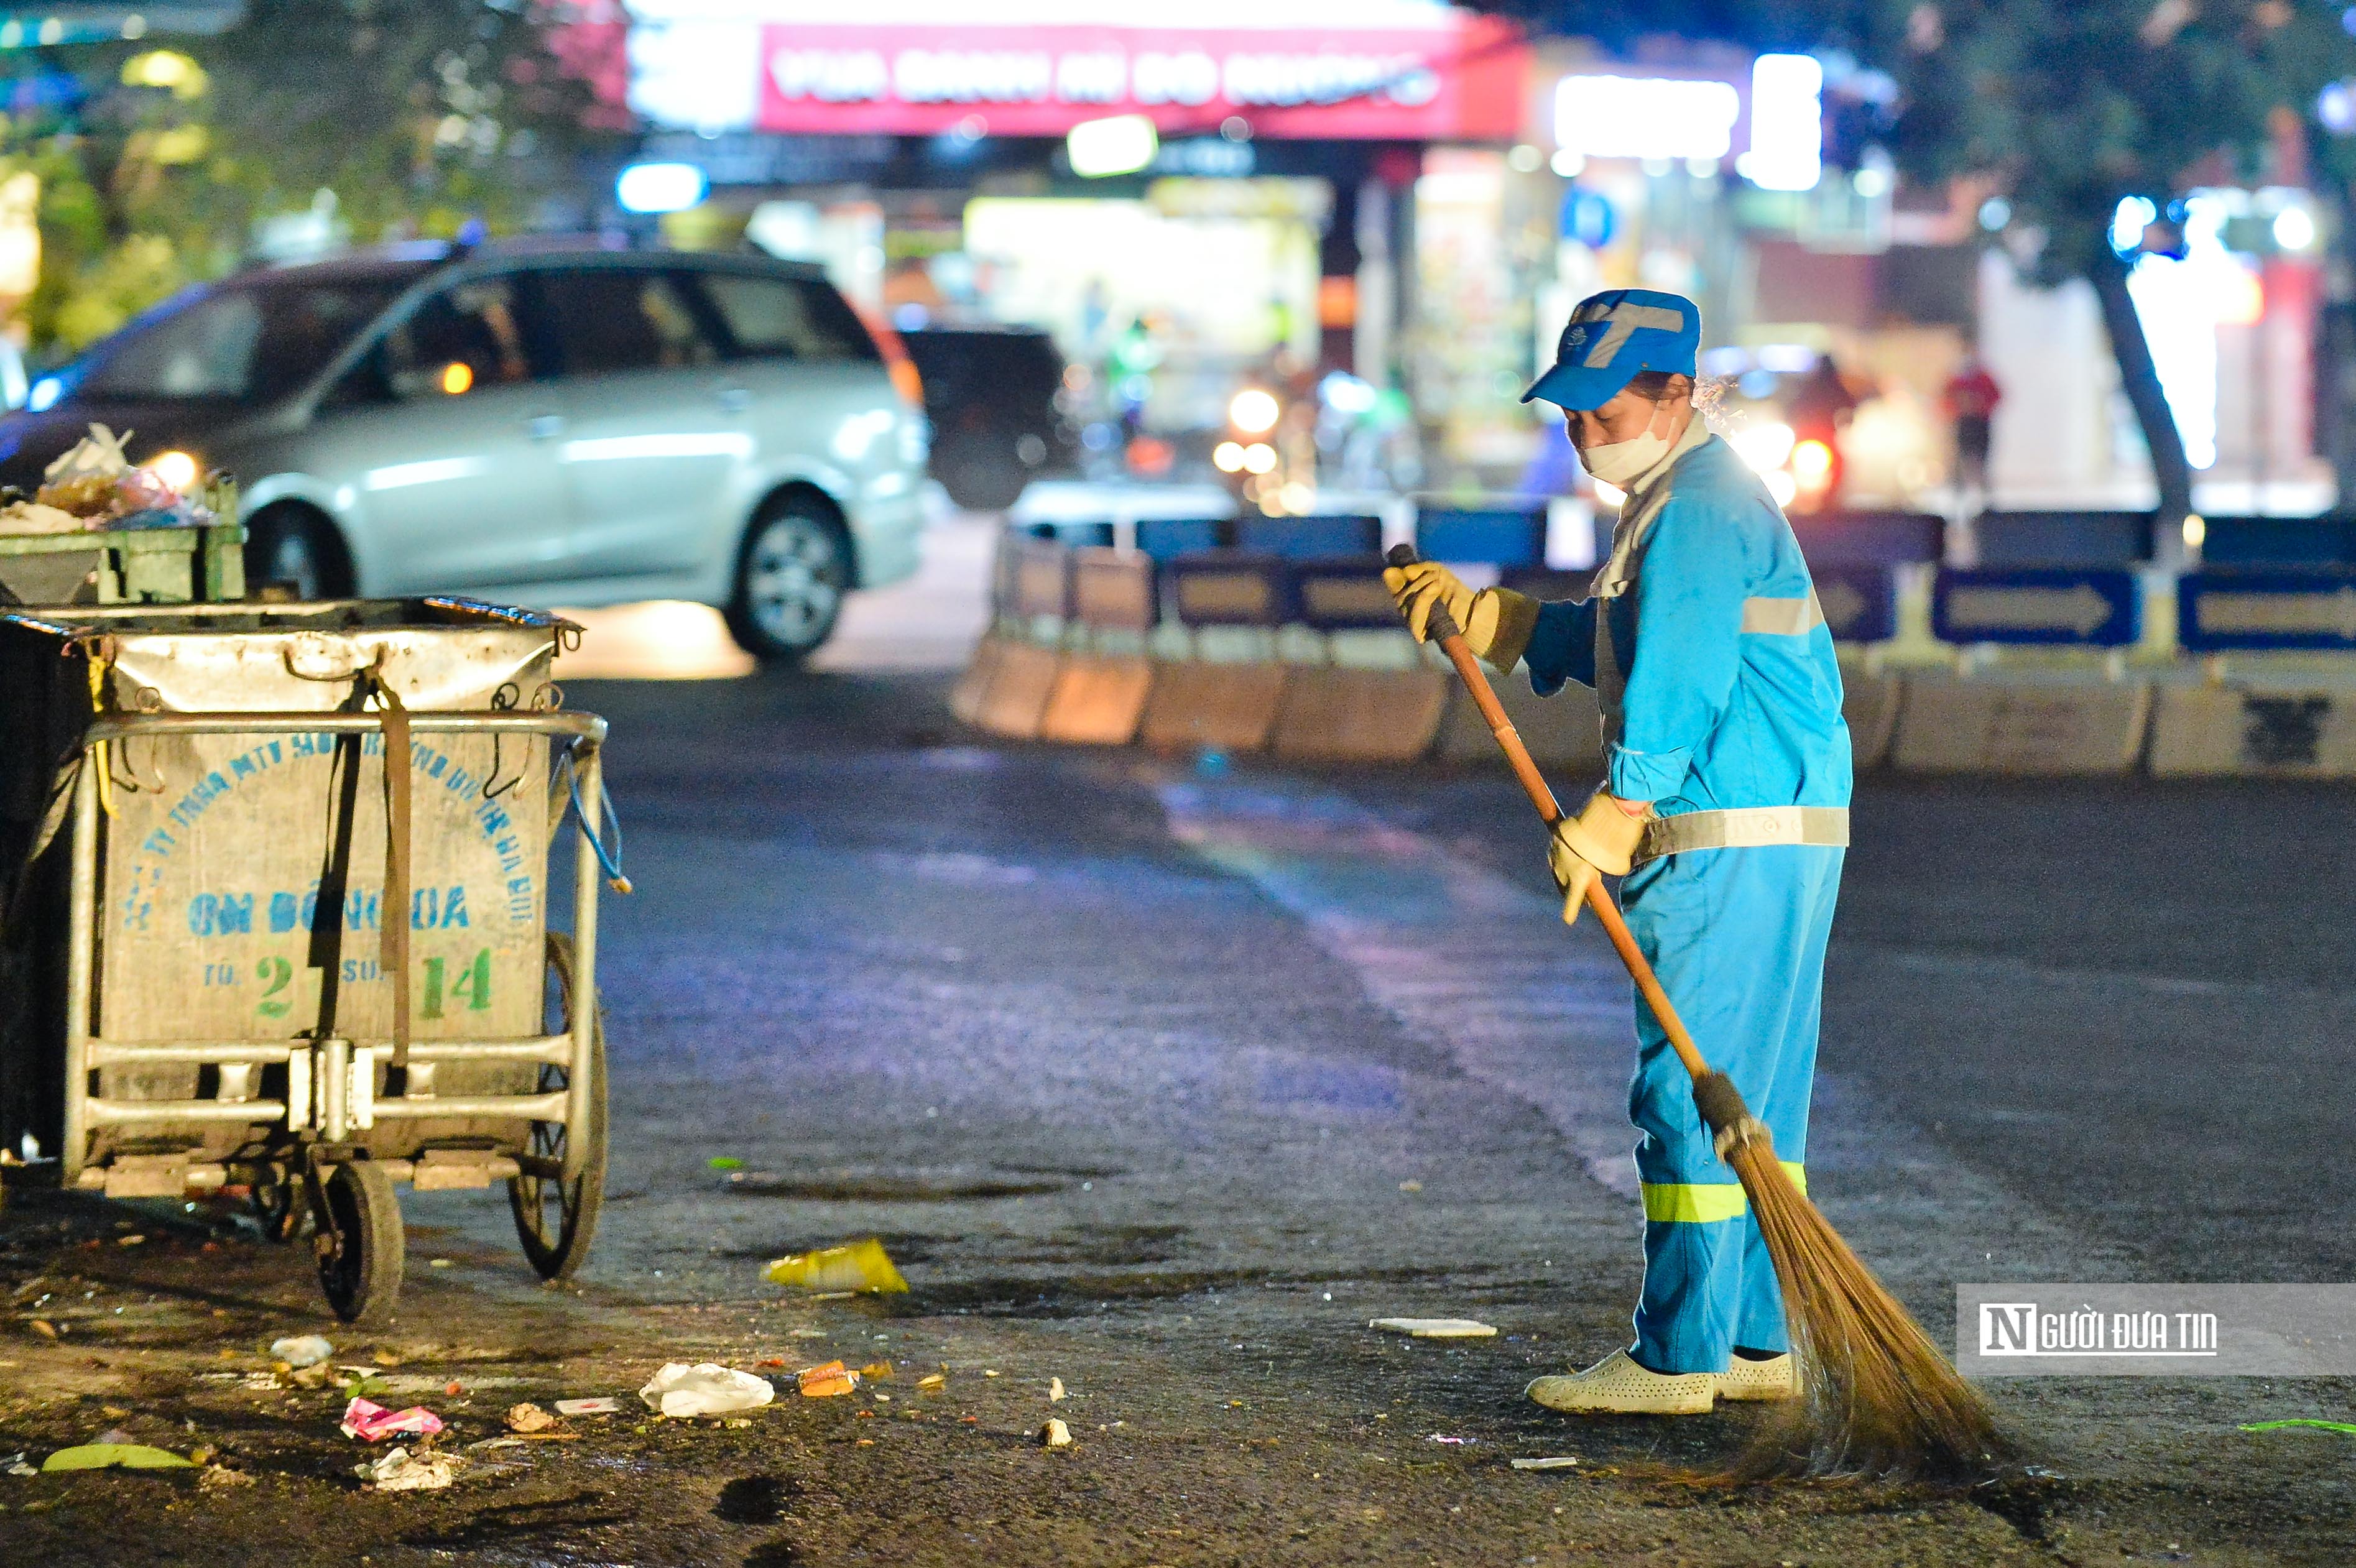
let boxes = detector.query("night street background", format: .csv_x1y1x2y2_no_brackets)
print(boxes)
7,608,2355,1564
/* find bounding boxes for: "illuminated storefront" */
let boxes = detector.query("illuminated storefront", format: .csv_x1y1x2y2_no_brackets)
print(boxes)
584,0,1527,453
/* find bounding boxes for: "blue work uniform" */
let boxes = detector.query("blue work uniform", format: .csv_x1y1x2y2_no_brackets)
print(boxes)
1522,430,1852,1375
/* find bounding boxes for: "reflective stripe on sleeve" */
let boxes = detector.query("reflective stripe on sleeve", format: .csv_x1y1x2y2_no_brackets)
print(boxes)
1739,591,1826,635
1639,1163,1808,1223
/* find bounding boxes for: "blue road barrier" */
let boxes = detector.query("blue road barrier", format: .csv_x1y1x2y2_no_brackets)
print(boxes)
1790,510,1944,565
1235,514,1383,560
1975,510,2156,567
1163,551,1295,627
2195,516,2356,568
1293,560,1407,632
1812,564,1899,643
1415,506,1546,570
1009,535,1073,622
1933,566,2140,647
1135,517,1225,561
2178,570,2356,652
1025,520,1116,549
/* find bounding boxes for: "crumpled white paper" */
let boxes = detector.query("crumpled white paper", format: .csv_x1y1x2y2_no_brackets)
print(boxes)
637,1362,777,1418
42,423,132,486
359,1446,458,1492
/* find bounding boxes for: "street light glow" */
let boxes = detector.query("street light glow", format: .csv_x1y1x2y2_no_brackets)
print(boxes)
1555,75,1740,162
1730,420,1797,474
615,162,708,214
1737,55,1823,192
2111,195,2157,254
1067,114,1159,178
1229,389,1281,435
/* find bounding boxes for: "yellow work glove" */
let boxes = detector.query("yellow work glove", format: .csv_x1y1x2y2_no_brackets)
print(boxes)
1381,560,1540,671
1547,791,1649,926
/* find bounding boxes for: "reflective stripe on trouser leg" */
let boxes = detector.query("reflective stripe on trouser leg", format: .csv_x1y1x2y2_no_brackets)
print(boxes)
1619,843,1844,1375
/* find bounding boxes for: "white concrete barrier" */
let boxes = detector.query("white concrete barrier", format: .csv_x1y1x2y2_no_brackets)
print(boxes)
1841,668,1903,770
968,639,1065,740
1271,667,1451,763
1038,653,1155,747
1436,670,1606,774
2148,683,2356,777
1139,661,1290,754
949,634,1007,728
1892,677,2151,775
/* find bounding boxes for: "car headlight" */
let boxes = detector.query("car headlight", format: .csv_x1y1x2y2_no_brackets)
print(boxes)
149,450,200,492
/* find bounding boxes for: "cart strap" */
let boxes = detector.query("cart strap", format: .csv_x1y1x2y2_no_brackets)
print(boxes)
85,650,114,819
376,676,413,1072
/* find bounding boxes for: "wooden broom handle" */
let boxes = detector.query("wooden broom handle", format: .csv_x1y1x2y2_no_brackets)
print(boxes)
1387,544,1715,1088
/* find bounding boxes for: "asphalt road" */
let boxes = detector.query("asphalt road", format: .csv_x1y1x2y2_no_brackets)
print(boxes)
5,663,2355,1566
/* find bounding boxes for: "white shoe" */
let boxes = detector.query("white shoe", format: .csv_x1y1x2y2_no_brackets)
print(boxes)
1714,1352,1796,1402
1525,1348,1715,1416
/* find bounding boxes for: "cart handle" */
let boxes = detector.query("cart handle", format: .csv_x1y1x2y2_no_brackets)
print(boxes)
82,710,608,743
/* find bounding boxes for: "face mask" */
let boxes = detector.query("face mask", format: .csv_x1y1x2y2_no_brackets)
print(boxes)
1576,428,1671,487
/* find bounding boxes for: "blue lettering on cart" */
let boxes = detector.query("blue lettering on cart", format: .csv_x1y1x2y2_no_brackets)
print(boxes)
185,892,254,936
247,881,472,937
411,885,469,929
116,737,538,929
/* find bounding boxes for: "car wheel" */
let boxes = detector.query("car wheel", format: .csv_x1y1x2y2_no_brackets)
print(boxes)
725,498,851,662
243,505,353,600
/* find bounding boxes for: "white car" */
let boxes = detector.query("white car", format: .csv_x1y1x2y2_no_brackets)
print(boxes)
0,239,930,659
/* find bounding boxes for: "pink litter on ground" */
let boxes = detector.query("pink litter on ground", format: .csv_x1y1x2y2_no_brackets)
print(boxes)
340,1396,445,1442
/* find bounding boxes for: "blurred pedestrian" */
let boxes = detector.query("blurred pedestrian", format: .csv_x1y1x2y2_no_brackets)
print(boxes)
1943,353,2002,505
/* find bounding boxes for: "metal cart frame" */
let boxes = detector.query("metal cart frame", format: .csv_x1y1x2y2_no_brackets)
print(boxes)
45,704,611,1321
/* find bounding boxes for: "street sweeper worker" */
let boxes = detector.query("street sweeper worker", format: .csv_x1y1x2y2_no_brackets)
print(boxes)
1385,288,1852,1417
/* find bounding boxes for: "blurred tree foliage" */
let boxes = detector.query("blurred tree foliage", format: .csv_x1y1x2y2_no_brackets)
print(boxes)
1477,1,2356,521
4,0,607,357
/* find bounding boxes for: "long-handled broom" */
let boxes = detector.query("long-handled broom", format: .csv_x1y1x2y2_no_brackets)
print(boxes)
1387,543,2004,1480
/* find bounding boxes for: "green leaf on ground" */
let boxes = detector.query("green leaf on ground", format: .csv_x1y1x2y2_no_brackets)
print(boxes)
2239,1419,2356,1436
42,1444,195,1472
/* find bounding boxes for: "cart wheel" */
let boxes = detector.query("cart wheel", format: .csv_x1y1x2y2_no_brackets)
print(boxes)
509,931,607,1280
316,1161,404,1322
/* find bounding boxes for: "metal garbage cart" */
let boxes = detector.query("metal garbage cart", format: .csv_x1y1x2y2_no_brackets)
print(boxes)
0,515,247,607
0,598,618,1321
0,461,246,607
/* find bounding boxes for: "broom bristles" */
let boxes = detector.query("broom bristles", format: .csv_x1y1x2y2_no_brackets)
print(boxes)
1719,1130,2007,1482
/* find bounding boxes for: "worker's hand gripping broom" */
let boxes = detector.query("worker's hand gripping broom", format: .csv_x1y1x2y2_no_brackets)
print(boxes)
1387,543,2004,1480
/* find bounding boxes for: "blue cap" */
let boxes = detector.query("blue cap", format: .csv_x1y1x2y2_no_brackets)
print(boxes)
1522,288,1701,410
